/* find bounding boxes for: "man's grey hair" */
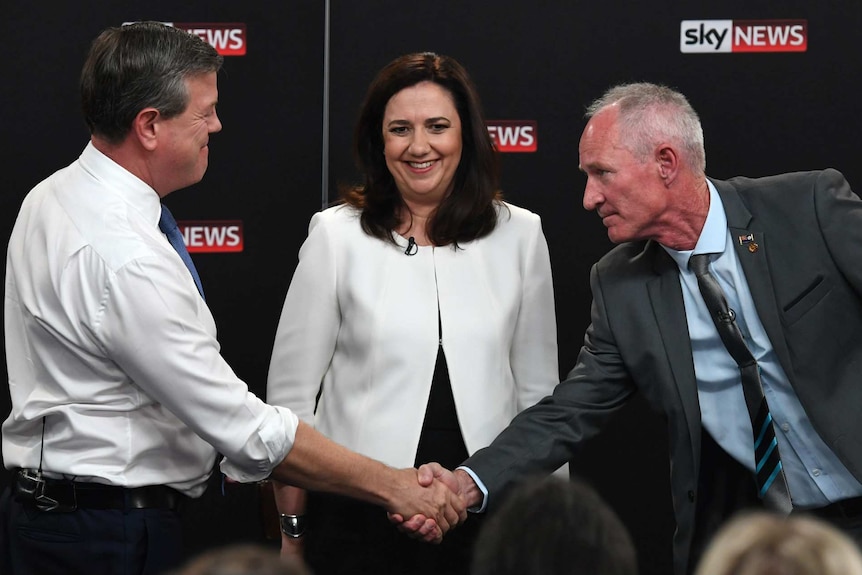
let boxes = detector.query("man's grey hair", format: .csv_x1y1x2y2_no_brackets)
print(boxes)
586,82,706,175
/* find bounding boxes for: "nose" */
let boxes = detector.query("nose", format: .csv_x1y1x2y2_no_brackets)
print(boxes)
582,178,602,211
408,130,430,155
210,111,223,134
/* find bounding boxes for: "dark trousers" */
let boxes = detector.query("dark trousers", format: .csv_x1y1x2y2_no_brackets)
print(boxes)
687,431,766,574
798,502,862,549
0,485,183,575
686,432,862,573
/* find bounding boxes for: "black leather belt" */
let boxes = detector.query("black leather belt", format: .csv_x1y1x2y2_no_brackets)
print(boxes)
14,469,184,512
805,496,862,520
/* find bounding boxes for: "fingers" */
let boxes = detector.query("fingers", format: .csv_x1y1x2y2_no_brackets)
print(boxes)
394,513,426,531
387,512,405,524
419,518,443,544
428,476,466,535
442,495,464,527
386,466,466,542
394,514,442,543
418,465,467,533
432,502,452,534
416,463,435,487
418,462,459,495
419,463,467,522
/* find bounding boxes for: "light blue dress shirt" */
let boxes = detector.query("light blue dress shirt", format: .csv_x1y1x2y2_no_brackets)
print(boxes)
663,181,862,508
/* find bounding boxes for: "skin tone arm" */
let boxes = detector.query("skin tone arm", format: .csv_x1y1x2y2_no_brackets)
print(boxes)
269,422,466,542
273,483,306,559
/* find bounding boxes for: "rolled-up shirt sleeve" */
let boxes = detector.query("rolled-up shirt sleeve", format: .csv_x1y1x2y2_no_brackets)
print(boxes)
96,251,298,481
220,405,298,482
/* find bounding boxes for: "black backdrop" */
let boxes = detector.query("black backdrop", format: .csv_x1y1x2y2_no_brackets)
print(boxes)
3,2,861,574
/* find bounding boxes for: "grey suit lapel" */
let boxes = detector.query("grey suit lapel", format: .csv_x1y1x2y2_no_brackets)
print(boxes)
646,243,701,465
711,178,794,375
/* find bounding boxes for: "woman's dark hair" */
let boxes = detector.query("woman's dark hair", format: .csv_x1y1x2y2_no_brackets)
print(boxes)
341,52,502,246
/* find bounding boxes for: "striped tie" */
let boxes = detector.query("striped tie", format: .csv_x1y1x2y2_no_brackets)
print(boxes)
689,253,792,514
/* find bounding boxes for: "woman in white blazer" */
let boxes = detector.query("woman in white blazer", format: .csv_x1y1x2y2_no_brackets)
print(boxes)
266,52,559,575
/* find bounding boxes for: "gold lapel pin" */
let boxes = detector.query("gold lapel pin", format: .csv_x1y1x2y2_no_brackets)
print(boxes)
738,233,758,253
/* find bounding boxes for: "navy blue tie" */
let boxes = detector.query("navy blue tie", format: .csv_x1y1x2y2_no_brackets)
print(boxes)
159,205,205,299
689,253,792,514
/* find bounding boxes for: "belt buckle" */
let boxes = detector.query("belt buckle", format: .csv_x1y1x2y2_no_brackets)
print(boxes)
35,479,77,513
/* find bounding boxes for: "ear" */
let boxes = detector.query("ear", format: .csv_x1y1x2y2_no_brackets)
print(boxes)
656,144,679,185
132,108,160,151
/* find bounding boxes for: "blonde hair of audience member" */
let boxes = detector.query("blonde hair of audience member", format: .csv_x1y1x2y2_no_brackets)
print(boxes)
168,543,311,575
694,511,862,575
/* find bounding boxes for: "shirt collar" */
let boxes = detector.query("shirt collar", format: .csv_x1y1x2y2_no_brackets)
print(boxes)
78,141,163,226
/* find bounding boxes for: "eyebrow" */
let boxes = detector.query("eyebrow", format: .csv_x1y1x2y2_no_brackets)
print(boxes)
386,116,451,127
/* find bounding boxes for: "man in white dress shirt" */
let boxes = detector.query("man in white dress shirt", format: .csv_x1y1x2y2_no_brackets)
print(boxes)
0,21,463,575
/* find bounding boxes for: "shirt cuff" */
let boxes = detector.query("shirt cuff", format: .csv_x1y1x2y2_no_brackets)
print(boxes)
456,465,489,513
220,406,299,482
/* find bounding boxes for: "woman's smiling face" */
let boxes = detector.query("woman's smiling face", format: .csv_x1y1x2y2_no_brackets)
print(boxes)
382,81,463,208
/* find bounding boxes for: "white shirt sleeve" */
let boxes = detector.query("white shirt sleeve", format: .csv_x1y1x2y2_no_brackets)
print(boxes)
97,253,298,481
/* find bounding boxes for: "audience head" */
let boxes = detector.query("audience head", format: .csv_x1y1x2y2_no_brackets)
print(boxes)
694,510,862,575
471,474,638,575
167,543,311,575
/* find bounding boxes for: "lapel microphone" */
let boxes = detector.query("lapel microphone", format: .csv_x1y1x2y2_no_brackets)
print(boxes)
404,236,418,256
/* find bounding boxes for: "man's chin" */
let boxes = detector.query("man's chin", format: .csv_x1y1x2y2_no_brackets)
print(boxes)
605,228,626,244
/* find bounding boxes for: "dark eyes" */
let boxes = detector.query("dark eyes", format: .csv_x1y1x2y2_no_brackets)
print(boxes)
387,123,450,136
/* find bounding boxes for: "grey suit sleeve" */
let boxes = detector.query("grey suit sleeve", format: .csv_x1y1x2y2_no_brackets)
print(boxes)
462,262,637,510
816,168,862,296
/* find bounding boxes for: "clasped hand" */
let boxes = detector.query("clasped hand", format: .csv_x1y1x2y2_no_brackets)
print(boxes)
388,462,468,543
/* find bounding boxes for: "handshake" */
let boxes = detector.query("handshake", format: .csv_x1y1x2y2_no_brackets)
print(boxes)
386,462,483,543
266,422,483,544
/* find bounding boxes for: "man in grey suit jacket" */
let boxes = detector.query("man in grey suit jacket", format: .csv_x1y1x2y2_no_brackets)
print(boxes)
397,82,862,575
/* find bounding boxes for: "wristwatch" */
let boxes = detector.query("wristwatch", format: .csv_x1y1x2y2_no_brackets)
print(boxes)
279,513,307,538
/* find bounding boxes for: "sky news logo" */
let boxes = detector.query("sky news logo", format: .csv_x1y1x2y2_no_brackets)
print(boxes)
124,22,247,55
179,221,244,253
680,19,807,53
176,23,247,56
487,121,537,153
